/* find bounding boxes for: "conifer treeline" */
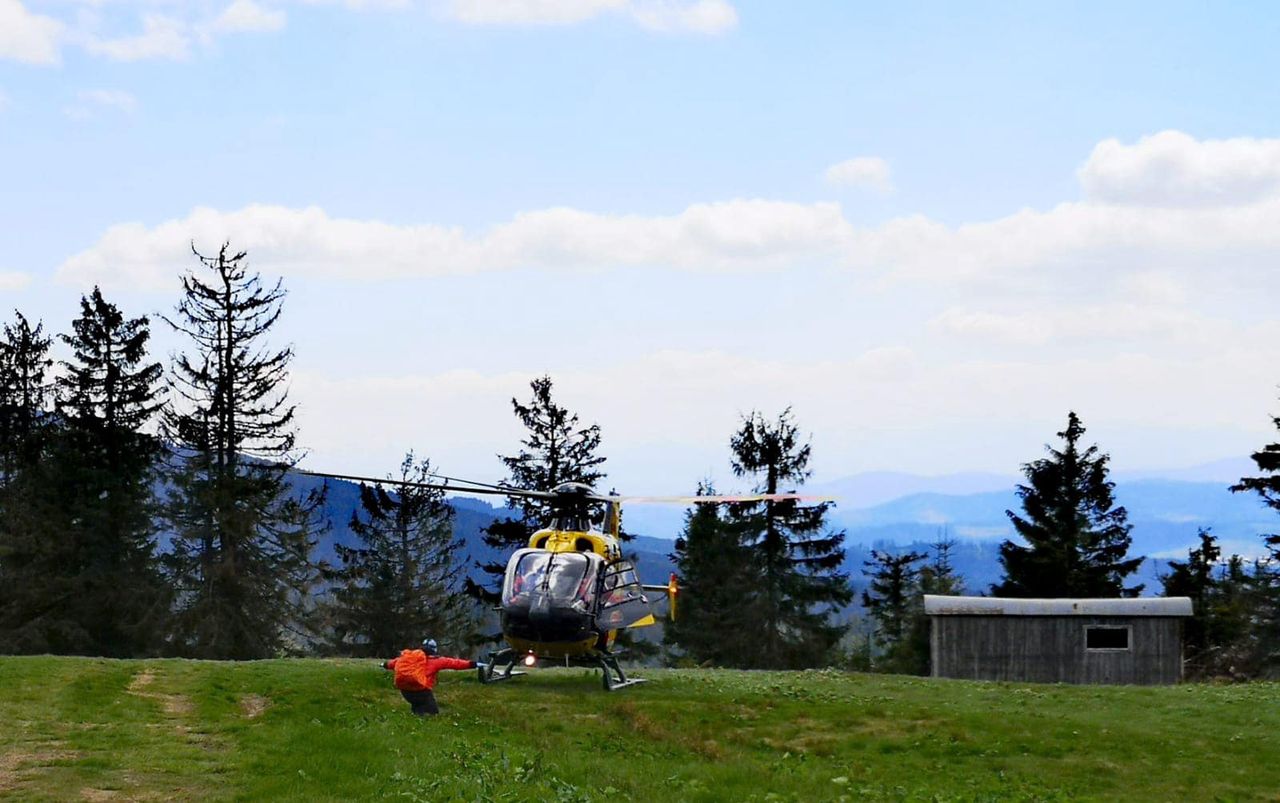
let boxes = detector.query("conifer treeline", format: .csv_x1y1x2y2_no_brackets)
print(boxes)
0,245,477,658
1170,425,1280,678
846,410,1280,679
4,244,1280,678
0,296,169,655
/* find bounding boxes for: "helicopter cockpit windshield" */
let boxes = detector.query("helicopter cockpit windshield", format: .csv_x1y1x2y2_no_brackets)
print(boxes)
503,549,602,614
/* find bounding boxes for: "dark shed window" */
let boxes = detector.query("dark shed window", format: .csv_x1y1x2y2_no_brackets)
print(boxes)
1085,626,1130,650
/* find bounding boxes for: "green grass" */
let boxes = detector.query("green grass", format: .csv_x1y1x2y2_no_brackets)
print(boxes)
1,658,1278,801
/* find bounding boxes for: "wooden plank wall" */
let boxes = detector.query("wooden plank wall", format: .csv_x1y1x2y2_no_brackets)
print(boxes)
930,616,1184,685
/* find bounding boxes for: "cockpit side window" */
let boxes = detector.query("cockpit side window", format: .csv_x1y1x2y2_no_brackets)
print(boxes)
598,559,652,629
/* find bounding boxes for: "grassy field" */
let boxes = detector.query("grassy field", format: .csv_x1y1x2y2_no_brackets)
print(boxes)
1,657,1278,801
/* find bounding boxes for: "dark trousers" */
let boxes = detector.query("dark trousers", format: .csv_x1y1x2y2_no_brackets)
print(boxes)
401,689,439,716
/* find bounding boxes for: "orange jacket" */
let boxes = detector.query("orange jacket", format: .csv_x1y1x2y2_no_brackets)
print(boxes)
385,649,474,691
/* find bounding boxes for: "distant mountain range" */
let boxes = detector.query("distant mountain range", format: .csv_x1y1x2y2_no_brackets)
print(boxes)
294,472,682,595
295,457,1276,604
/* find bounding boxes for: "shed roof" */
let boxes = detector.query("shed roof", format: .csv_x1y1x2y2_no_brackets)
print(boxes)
923,595,1193,617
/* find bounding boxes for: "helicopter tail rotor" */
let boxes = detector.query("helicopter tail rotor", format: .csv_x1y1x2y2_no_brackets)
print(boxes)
641,573,679,621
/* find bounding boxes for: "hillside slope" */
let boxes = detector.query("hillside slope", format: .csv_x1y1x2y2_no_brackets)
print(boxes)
2,657,1278,801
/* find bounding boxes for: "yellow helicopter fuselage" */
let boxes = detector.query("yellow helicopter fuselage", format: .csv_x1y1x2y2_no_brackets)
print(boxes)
503,525,657,659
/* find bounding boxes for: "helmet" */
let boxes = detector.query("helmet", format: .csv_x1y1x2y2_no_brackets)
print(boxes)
421,638,438,655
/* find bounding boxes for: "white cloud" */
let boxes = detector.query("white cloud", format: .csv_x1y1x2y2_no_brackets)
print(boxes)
1079,130,1280,208
50,129,1280,483
823,156,893,192
0,272,32,291
55,132,1280,297
445,0,736,32
928,308,1054,346
0,0,63,65
73,3,290,61
629,0,736,34
212,0,286,33
448,0,626,25
846,197,1280,288
1114,270,1189,306
84,15,190,61
9,0,732,68
298,0,411,9
928,304,1222,348
56,199,854,290
291,338,1280,488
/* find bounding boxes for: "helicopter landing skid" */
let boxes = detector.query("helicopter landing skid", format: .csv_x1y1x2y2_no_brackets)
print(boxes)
598,653,647,692
478,649,526,685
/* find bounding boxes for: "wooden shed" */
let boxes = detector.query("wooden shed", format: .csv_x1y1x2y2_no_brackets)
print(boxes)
924,596,1194,685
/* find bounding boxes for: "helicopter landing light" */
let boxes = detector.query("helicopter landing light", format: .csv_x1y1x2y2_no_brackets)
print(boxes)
523,653,537,667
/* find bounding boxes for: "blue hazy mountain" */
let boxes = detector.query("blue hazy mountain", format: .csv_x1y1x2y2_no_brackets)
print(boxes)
827,478,1274,559
1112,456,1258,484
607,463,1276,599
292,462,1273,603
622,465,1273,556
618,471,1019,541
295,473,677,589
807,471,1018,508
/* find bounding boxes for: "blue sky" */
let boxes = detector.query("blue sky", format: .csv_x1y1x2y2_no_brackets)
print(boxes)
2,0,1279,492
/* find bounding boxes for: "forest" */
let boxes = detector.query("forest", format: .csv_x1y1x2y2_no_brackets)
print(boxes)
2,244,1278,679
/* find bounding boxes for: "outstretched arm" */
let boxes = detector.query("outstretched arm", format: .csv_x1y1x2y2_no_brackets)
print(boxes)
437,657,475,671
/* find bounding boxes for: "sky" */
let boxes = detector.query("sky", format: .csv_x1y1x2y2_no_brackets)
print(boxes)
2,0,1279,494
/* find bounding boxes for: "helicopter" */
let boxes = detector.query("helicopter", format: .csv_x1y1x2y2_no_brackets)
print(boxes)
303,469,825,691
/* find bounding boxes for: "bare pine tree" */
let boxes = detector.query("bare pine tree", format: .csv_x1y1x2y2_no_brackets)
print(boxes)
163,244,326,659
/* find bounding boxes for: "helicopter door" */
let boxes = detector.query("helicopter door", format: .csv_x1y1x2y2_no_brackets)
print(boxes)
598,560,652,630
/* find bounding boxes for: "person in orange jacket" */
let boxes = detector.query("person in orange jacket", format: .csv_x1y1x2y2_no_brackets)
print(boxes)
382,638,482,716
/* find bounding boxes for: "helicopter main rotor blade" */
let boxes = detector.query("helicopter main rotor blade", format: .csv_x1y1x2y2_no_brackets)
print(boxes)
615,493,836,505
296,469,558,500
294,469,831,506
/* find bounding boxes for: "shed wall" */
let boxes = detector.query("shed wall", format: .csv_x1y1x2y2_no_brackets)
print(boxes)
930,615,1183,685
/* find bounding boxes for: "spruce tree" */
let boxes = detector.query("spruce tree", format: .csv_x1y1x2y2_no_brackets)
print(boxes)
1158,528,1259,677
861,548,925,671
0,312,52,482
727,408,851,669
470,376,606,602
0,312,59,653
325,452,474,656
1232,403,1280,523
920,533,965,597
895,534,968,675
663,482,754,666
40,289,168,656
994,411,1143,598
1216,556,1258,676
163,244,326,659
1160,528,1220,670
1231,408,1280,675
